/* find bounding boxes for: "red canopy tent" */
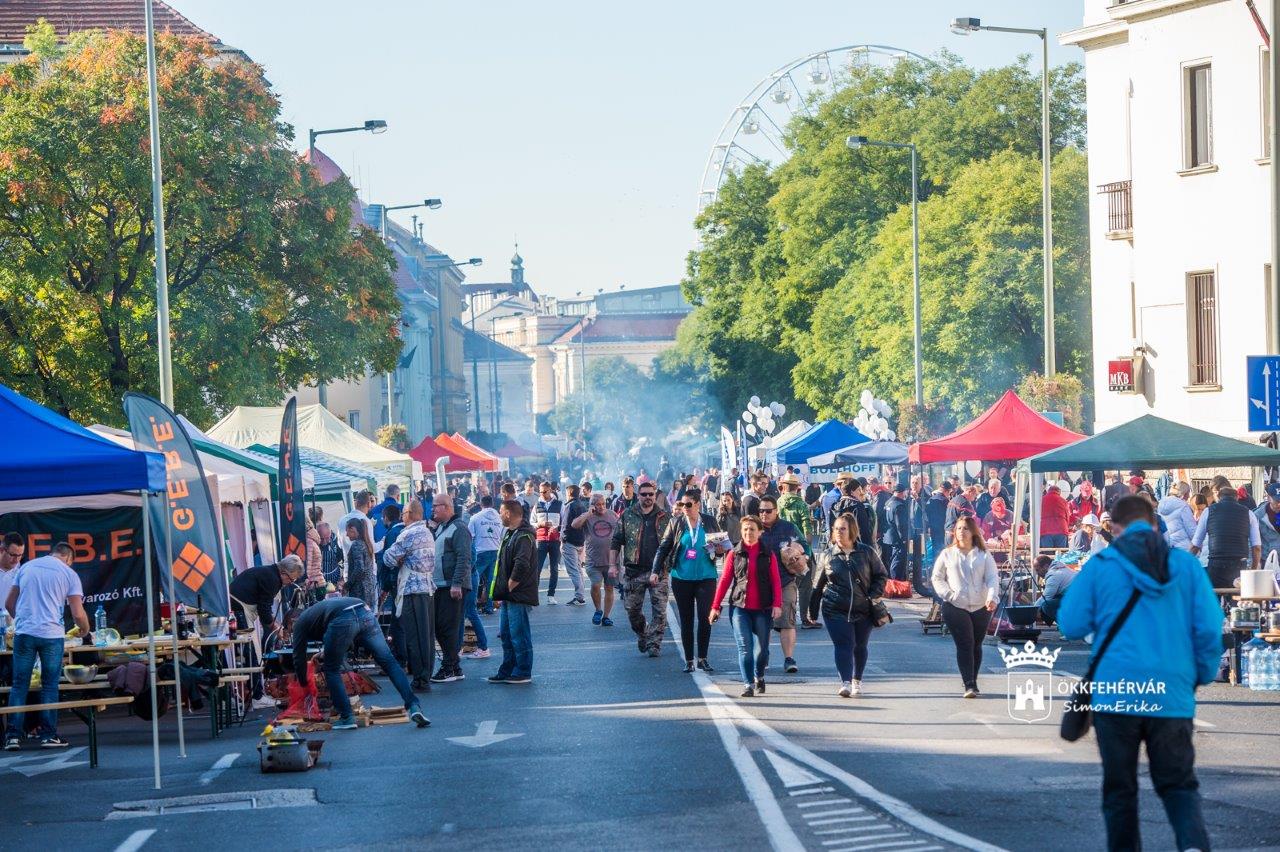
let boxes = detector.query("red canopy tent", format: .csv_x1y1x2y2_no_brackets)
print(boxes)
436,433,501,472
907,390,1084,464
408,435,486,472
450,433,508,472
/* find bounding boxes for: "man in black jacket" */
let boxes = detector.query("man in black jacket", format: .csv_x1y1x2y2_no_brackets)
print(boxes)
229,555,303,638
883,482,911,584
488,500,538,684
430,494,473,684
924,482,952,567
291,596,428,729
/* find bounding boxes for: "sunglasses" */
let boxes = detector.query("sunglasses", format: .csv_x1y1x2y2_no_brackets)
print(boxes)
677,501,698,508
639,491,656,498
760,508,777,514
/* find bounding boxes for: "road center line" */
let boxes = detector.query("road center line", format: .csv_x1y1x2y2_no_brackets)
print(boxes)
112,829,156,852
198,753,239,786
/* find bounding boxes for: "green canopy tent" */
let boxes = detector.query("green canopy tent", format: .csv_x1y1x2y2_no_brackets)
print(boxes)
1016,414,1280,544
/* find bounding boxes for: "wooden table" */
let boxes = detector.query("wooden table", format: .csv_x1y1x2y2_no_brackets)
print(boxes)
0,695,134,767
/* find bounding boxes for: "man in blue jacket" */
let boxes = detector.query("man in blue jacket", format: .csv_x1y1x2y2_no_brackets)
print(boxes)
1057,495,1222,852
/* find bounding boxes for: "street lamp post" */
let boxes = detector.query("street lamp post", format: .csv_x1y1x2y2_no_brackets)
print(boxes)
951,16,1055,376
306,118,387,407
143,0,173,407
847,135,922,407
378,200,442,428
426,257,485,432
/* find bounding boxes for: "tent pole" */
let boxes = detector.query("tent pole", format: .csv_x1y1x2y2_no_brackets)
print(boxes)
142,493,162,790
164,519,186,757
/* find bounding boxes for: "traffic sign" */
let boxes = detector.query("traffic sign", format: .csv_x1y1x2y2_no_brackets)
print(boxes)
1247,356,1280,431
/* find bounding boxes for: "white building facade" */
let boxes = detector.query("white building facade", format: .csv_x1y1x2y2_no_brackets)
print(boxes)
1063,0,1279,438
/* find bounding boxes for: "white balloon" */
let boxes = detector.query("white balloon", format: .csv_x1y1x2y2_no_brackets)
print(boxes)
860,389,874,406
777,403,786,416
746,424,758,437
750,395,761,408
741,410,754,423
964,460,982,477
885,430,896,441
769,401,783,416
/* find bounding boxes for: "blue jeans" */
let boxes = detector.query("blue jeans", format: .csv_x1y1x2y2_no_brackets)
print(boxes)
8,634,64,736
730,607,772,685
1040,533,1069,549
537,541,561,596
458,568,488,651
475,550,497,613
320,608,417,720
496,602,533,679
824,612,874,682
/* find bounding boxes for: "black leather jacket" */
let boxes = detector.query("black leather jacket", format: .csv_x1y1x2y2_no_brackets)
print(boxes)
815,543,888,621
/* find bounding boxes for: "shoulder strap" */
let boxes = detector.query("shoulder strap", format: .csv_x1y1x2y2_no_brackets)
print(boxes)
1083,589,1141,683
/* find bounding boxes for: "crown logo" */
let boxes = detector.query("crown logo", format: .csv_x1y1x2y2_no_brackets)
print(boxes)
998,640,1061,669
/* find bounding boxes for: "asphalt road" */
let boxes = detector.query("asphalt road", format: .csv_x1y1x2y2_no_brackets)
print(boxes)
3,576,1278,852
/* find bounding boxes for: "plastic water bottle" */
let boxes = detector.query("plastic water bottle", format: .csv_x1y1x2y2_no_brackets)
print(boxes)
94,605,107,645
1258,646,1280,691
1269,647,1280,692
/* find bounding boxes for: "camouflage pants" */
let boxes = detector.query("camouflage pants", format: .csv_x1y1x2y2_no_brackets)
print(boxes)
623,574,669,652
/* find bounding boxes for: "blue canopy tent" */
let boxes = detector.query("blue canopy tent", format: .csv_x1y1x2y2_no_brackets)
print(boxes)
0,383,171,787
772,420,872,466
814,441,910,466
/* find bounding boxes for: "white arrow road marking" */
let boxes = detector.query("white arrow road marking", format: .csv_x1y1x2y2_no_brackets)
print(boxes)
112,829,156,852
199,753,239,785
0,746,89,777
764,749,825,788
446,720,523,748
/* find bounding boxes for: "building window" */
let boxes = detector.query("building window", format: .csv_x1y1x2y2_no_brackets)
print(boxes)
348,410,361,432
1183,63,1212,168
1186,271,1219,387
1262,48,1273,158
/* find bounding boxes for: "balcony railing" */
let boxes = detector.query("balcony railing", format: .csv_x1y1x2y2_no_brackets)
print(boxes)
1097,179,1132,235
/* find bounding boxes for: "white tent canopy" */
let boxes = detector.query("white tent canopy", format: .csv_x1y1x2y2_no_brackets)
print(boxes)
754,419,811,468
91,424,276,503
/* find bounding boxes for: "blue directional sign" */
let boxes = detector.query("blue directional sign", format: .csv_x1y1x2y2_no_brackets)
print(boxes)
1247,356,1280,432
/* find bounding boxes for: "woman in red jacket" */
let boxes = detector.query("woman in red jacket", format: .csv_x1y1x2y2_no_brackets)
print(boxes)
1039,483,1072,549
710,516,782,697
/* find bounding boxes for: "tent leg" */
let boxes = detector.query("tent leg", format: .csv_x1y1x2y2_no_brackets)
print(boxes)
142,493,162,790
164,521,186,758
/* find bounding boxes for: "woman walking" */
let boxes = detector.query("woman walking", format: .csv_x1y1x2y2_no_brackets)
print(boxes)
814,512,888,697
931,516,998,698
716,493,742,546
655,488,724,673
710,516,782,697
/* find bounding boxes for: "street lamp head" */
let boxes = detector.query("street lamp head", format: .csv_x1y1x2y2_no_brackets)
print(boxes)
467,257,483,266
846,135,868,149
950,16,981,34
364,119,388,133
424,198,443,210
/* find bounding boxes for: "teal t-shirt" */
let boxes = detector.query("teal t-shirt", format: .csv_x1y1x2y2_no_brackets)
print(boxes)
671,520,717,582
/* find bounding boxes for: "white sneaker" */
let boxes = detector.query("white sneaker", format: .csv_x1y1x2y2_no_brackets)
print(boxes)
461,648,491,660
837,682,852,698
547,596,558,605
251,696,278,710
850,679,863,697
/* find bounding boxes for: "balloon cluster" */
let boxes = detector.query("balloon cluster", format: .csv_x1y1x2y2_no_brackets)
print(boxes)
852,390,896,441
741,396,786,439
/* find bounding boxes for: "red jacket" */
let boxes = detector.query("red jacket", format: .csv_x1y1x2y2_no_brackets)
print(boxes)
1040,490,1072,536
712,542,782,611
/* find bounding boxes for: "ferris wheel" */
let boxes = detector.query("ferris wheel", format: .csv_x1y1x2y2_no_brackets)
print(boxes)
698,44,932,212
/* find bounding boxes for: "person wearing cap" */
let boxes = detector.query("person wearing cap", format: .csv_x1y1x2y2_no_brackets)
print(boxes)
1102,472,1129,515
777,473,820,628
1070,514,1104,555
1254,482,1280,564
1157,482,1198,551
924,481,952,570
1191,485,1262,587
822,473,851,532
882,479,911,583
1069,480,1102,525
980,496,1015,542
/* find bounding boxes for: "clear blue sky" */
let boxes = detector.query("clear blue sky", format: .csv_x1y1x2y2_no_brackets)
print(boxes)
170,1,1084,297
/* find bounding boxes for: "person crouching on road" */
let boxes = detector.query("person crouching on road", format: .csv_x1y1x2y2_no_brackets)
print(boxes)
709,516,781,698
654,488,725,674
814,512,887,698
930,516,998,698
290,596,428,730
488,499,538,684
1057,495,1222,852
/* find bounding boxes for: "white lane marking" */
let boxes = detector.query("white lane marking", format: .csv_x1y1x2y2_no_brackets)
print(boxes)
804,807,867,818
0,747,88,777
198,753,239,786
764,748,824,787
815,825,884,836
113,829,156,852
790,786,836,796
797,798,854,808
446,720,523,748
808,815,880,826
1192,717,1216,729
836,840,930,851
825,837,911,848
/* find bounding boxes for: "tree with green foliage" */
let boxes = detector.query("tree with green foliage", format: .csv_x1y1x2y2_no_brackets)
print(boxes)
0,24,399,425
673,52,1090,428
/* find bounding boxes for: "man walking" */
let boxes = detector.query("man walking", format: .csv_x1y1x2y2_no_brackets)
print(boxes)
429,494,472,683
758,495,807,674
575,492,619,626
488,499,538,684
741,472,770,519
1057,495,1221,852
381,499,437,690
468,494,503,617
611,477,639,515
1191,485,1262,588
777,473,819,629
533,481,564,605
4,542,91,750
611,481,670,656
559,484,589,606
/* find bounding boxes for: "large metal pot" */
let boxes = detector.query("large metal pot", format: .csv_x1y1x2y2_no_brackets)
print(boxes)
195,614,228,638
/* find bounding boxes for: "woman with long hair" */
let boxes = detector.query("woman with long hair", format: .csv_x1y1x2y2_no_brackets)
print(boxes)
655,488,724,673
814,512,888,697
716,492,742,546
345,517,378,609
710,516,782,697
930,516,998,698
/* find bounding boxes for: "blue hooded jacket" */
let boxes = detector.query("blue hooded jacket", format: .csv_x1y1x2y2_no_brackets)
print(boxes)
1057,520,1223,718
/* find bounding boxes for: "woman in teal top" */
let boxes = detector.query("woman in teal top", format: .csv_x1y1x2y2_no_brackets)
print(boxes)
654,488,726,672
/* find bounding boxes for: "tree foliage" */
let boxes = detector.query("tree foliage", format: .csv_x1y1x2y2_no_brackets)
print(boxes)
376,423,409,452
1016,372,1087,432
673,53,1091,430
0,24,399,425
